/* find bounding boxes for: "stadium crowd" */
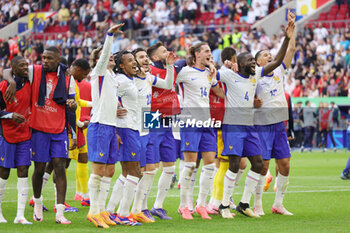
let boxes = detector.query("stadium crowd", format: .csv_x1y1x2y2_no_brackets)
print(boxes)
0,1,349,98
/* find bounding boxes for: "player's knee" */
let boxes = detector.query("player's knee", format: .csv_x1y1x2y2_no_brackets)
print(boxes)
228,162,239,173
0,167,10,180
17,166,29,178
240,158,247,170
252,158,263,173
105,166,115,177
78,153,88,163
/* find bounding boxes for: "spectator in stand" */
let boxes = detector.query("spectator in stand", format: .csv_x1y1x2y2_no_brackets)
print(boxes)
9,0,19,22
308,83,319,98
292,101,304,148
94,4,109,32
58,4,70,27
327,78,338,96
293,79,303,97
313,22,329,40
46,36,56,47
70,15,80,34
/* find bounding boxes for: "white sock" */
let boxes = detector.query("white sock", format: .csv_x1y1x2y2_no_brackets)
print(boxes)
132,169,157,214
254,175,266,208
240,170,260,205
42,172,50,190
179,162,196,208
99,177,111,213
188,168,198,203
222,169,237,206
56,203,65,218
153,166,175,209
16,177,29,219
197,163,215,207
119,175,139,217
54,183,57,206
106,174,126,213
274,175,278,190
142,168,158,210
178,160,185,185
235,169,245,186
210,167,218,195
0,178,7,216
88,174,102,215
82,193,89,199
273,173,289,207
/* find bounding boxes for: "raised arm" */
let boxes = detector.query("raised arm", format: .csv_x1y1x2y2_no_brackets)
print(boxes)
153,52,176,89
283,30,296,69
262,11,295,76
94,24,124,76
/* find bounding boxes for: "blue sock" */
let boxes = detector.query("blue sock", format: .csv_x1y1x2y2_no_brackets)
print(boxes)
343,156,350,175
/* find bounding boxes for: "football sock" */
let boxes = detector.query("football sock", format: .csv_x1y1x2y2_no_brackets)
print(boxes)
214,161,229,201
222,169,237,206
77,162,89,195
119,175,139,217
235,169,245,186
178,160,185,185
273,173,289,207
153,165,175,209
56,204,65,218
106,174,126,213
179,162,196,208
0,178,7,217
188,168,198,203
42,172,50,190
254,175,266,207
132,169,156,214
142,168,157,210
197,163,215,207
88,174,101,215
17,177,29,219
240,170,260,204
98,177,111,212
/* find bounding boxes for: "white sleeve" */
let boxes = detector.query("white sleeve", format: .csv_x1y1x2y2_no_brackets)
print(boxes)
68,76,75,97
92,33,114,78
153,65,174,89
255,66,264,80
211,78,218,87
218,69,230,83
28,65,34,84
175,68,187,84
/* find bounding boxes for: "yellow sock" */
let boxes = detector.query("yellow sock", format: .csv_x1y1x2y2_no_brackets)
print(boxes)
213,161,229,201
77,162,89,194
76,164,82,193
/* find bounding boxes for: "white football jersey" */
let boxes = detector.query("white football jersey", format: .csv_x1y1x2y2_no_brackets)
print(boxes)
90,34,119,127
254,63,288,125
176,66,218,122
218,66,263,126
116,73,139,130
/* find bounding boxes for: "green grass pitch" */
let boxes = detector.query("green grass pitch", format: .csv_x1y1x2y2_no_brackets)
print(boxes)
0,150,349,233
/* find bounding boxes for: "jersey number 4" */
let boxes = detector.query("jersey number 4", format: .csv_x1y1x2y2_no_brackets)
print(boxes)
200,87,208,97
244,91,249,101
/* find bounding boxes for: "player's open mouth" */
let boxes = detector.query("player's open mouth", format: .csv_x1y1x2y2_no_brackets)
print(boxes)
251,65,256,73
132,66,138,72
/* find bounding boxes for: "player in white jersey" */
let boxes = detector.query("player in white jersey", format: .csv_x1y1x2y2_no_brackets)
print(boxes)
86,24,124,228
217,12,295,219
176,42,225,220
253,24,296,216
130,48,176,222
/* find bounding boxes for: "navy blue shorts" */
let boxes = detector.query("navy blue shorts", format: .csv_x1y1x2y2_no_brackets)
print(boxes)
0,136,31,168
255,122,291,160
140,134,149,167
221,124,262,157
87,123,118,164
31,129,68,162
175,139,184,160
117,128,141,162
180,127,217,153
146,125,177,164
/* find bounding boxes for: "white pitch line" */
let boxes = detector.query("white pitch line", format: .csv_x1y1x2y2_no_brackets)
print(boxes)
2,189,350,203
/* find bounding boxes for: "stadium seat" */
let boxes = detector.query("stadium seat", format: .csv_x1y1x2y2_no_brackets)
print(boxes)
333,22,345,29
322,22,330,29
318,12,327,21
327,14,336,20
337,13,346,20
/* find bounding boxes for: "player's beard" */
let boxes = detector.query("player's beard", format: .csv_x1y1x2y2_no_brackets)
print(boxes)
245,66,254,76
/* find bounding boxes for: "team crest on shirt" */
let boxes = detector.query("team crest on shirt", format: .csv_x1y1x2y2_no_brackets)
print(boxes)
0,157,4,162
274,75,280,83
207,75,212,83
32,151,35,156
131,152,136,157
229,146,233,150
186,142,189,146
250,77,256,86
99,152,104,158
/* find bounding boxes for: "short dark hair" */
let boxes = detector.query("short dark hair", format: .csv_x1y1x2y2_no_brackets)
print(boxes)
72,58,91,70
254,50,265,61
45,46,60,55
147,42,163,61
305,100,310,105
221,47,236,63
114,50,132,73
132,48,146,57
11,56,25,67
